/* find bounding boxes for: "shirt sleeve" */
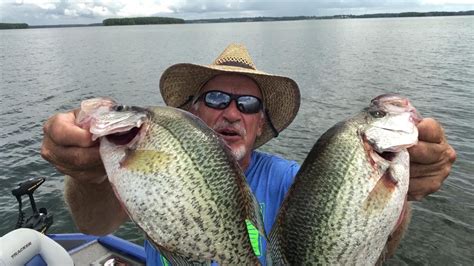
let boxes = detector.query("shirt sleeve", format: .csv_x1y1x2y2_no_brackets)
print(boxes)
282,161,300,194
268,159,300,217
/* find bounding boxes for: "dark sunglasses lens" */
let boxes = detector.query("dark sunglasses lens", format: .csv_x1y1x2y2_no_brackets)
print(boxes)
237,96,262,114
205,91,231,109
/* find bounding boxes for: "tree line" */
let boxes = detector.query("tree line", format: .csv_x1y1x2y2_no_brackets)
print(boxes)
186,10,474,23
351,10,474,18
0,23,28,30
103,17,184,26
2,11,472,29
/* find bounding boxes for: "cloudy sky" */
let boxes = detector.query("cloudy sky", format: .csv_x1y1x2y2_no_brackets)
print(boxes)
1,0,473,25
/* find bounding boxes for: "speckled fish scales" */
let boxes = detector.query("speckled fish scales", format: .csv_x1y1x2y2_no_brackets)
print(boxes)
268,94,420,265
77,99,264,265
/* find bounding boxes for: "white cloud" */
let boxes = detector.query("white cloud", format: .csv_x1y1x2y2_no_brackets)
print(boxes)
63,8,77,16
421,0,474,4
0,0,472,25
115,1,173,17
36,2,55,10
91,6,112,17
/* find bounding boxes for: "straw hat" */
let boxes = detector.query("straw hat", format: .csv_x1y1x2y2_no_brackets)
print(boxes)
159,43,300,148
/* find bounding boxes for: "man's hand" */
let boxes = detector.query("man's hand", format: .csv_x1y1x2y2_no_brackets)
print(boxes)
42,109,128,234
41,109,107,183
407,118,456,201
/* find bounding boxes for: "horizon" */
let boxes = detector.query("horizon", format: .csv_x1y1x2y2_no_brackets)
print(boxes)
1,0,473,26
2,10,474,27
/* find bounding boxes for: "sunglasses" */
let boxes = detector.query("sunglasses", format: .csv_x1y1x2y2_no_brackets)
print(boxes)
197,90,263,114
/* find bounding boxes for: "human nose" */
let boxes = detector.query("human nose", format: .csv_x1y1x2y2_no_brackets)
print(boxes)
222,100,241,122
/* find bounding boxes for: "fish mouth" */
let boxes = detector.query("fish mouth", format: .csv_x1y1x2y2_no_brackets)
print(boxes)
374,150,397,162
105,126,142,146
362,134,398,164
363,137,402,186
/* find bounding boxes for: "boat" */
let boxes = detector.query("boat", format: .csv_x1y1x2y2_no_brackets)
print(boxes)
0,177,146,265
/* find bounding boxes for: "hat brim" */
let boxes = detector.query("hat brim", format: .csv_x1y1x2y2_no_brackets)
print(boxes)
160,63,300,148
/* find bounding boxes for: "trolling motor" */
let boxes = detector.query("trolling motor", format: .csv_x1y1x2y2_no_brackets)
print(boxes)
11,177,53,233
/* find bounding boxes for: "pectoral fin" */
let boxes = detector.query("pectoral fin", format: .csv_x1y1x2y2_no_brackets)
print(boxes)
363,171,397,214
120,149,173,174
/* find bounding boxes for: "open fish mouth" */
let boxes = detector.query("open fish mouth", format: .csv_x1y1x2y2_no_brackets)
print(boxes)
362,134,399,170
75,98,150,145
105,126,142,146
375,149,397,162
90,113,148,144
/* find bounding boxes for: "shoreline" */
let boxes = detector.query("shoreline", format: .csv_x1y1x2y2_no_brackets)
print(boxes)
1,10,473,30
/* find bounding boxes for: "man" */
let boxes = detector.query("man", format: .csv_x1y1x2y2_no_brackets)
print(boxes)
41,44,456,265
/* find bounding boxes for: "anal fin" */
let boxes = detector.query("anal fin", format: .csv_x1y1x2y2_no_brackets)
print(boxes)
146,235,210,266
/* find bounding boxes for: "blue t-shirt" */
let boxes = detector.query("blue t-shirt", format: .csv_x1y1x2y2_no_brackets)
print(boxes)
144,150,300,265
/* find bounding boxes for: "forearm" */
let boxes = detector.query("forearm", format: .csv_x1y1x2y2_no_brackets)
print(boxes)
64,176,128,235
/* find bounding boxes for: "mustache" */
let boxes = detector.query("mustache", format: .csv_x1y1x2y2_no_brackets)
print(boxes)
212,120,247,137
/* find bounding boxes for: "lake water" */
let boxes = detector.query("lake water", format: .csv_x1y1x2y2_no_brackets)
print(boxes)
1,16,473,265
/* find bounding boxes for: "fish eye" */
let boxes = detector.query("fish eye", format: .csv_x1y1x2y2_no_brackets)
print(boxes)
113,105,128,112
369,110,386,118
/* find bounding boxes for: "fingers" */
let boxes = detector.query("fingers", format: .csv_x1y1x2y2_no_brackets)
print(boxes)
416,118,445,144
408,141,447,165
406,117,457,201
41,109,106,183
408,174,445,201
41,136,106,180
41,135,101,169
409,159,450,181
407,145,456,201
56,164,107,184
409,117,456,165
43,111,95,148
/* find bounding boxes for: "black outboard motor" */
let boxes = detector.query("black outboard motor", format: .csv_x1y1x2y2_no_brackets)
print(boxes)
11,177,53,233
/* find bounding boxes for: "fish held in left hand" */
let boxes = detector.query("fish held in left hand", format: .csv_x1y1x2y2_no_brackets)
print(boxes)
268,94,421,265
76,97,265,265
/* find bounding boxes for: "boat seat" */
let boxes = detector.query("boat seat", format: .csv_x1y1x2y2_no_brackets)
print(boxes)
0,228,73,265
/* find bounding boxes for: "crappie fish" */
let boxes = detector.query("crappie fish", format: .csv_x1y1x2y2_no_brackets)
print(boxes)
76,98,265,265
268,94,421,265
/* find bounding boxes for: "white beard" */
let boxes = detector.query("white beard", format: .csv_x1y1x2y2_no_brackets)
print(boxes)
230,145,247,162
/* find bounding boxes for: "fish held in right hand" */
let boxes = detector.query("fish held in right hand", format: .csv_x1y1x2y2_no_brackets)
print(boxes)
76,97,265,265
